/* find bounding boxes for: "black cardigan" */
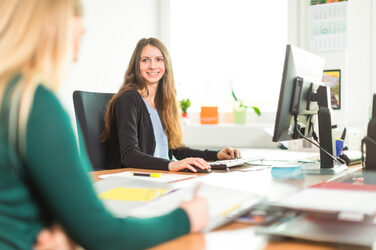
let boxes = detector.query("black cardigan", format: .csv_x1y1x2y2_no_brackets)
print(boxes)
106,90,218,170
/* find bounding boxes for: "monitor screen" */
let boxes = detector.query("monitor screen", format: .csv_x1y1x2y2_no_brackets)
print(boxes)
271,45,347,173
273,44,325,143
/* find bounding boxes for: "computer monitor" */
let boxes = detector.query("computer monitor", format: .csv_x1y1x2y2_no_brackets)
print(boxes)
364,93,376,171
273,44,347,174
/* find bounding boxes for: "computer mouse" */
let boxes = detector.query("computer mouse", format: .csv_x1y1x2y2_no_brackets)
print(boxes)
180,166,211,173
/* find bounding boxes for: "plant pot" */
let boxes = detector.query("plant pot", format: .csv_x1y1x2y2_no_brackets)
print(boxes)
182,112,188,118
233,107,247,124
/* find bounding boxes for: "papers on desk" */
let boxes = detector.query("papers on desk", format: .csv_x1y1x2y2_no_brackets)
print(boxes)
271,182,376,220
98,187,168,202
95,176,265,232
256,214,376,248
95,176,173,216
127,182,265,232
99,171,196,183
257,181,376,248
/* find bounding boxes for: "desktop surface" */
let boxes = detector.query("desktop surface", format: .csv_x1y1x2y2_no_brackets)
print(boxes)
92,148,363,250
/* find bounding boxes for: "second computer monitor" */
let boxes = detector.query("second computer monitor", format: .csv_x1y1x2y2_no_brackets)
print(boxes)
273,44,325,143
272,44,347,174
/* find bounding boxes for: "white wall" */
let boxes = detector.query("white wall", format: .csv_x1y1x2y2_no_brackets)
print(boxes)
346,0,372,127
58,0,162,126
58,0,374,151
184,0,374,150
290,0,373,151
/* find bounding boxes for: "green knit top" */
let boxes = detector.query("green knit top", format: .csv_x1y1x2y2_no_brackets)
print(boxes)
0,75,190,250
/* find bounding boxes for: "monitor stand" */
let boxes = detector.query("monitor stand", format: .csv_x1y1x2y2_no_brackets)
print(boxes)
302,86,348,175
301,162,348,175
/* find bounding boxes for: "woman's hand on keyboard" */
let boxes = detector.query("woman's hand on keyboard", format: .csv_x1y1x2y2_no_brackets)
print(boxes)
217,147,241,160
168,158,211,172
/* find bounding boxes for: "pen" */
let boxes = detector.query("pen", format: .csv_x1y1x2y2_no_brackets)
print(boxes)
132,172,162,177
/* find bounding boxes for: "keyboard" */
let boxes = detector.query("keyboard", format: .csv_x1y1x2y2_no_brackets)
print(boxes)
209,156,264,170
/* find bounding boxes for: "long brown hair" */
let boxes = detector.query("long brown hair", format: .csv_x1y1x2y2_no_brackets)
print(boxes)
102,38,183,149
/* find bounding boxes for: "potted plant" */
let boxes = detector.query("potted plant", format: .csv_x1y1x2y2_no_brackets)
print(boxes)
179,98,191,118
232,89,261,124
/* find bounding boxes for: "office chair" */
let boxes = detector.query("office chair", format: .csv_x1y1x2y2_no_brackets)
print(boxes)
73,90,114,170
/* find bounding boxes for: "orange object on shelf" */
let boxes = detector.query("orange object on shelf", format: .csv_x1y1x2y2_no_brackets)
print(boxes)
200,106,218,124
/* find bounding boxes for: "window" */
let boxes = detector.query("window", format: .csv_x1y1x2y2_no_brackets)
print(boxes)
170,0,287,112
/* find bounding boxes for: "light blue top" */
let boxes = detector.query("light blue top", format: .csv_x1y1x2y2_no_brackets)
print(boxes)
142,99,169,159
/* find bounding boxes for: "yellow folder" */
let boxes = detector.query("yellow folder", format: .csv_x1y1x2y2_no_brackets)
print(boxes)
98,187,167,202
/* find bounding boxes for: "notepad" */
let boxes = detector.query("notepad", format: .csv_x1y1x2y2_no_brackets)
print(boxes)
98,187,168,202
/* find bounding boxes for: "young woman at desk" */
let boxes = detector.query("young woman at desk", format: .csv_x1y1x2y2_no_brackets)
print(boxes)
0,0,209,249
103,38,240,172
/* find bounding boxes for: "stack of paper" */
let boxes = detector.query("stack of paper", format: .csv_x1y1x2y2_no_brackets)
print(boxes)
256,181,376,247
272,182,376,219
95,176,265,232
256,214,376,248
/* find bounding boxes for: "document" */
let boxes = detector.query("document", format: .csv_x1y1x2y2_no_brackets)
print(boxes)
272,182,376,218
94,176,265,231
99,171,196,183
256,214,376,248
94,176,172,215
126,182,265,232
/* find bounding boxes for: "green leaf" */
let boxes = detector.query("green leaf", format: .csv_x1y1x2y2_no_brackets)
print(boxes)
231,89,238,102
232,89,260,116
252,106,261,116
179,98,191,113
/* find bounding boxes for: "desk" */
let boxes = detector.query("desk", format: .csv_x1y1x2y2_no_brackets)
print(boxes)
92,161,362,250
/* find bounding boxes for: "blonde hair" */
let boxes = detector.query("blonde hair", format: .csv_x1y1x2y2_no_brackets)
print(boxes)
0,0,75,152
103,38,184,149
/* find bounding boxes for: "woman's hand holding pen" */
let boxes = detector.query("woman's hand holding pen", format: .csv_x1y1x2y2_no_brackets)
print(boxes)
217,147,241,160
168,157,211,172
179,184,209,232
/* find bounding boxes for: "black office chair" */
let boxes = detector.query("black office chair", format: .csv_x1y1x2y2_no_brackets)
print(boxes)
73,90,114,170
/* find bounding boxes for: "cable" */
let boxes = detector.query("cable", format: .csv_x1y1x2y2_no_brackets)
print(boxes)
310,121,318,142
293,115,345,166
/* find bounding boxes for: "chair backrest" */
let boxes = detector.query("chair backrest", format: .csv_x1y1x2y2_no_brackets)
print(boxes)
73,90,114,170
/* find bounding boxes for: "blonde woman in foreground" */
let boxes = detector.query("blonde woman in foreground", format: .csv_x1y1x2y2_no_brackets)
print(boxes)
0,0,208,249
